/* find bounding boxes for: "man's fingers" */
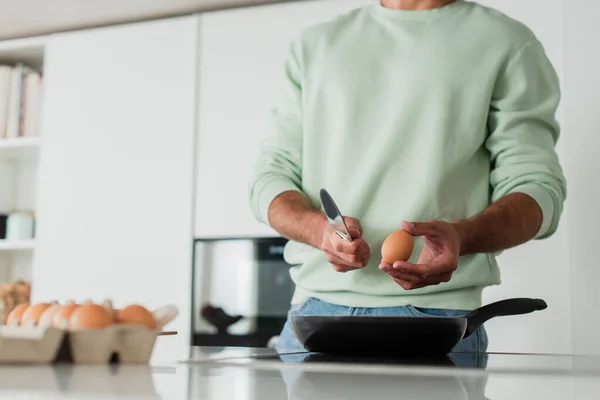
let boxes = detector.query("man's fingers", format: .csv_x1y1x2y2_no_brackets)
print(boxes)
392,279,429,291
379,261,420,281
392,259,457,278
331,264,356,273
344,217,363,237
321,216,370,272
329,235,369,262
385,260,455,288
401,220,441,238
326,252,364,270
359,243,371,263
378,261,393,271
391,260,432,276
385,268,422,282
349,228,362,240
435,272,453,283
326,252,360,268
329,233,359,253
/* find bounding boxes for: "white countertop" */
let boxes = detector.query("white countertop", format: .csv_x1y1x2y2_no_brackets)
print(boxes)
0,347,599,399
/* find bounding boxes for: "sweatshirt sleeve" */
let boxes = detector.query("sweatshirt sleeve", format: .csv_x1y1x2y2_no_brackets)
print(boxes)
486,40,567,239
248,41,304,224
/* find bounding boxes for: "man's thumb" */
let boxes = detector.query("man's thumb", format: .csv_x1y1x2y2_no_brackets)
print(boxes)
402,220,437,237
343,217,363,238
349,227,362,239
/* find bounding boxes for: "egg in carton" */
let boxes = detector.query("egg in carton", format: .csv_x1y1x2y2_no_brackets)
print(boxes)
55,299,179,364
0,299,178,364
0,301,65,364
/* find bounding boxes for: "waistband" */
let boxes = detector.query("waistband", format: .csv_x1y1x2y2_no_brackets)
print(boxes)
291,285,485,311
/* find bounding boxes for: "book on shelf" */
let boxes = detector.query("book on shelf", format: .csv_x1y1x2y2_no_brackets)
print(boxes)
20,71,42,138
0,63,42,140
0,66,11,138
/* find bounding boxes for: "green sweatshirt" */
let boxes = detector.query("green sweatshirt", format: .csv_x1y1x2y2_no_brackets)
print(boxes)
249,0,566,310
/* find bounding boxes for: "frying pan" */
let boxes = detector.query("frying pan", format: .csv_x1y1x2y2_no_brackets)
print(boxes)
290,298,547,356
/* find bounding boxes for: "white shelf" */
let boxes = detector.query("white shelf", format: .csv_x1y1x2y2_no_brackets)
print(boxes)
0,137,40,149
0,36,46,70
0,137,40,160
0,36,47,52
0,239,36,251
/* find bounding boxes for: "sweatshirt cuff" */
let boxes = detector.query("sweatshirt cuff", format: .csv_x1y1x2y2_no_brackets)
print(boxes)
256,179,302,224
510,184,555,239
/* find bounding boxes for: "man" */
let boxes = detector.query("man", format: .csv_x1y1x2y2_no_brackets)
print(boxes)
249,0,566,353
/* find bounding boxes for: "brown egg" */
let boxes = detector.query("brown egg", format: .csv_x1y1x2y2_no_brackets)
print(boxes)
6,303,29,326
20,303,53,327
68,304,113,330
381,230,414,264
116,304,157,329
38,304,62,327
101,299,116,320
53,303,80,328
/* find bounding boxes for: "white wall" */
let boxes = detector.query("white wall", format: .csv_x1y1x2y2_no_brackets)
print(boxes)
483,0,600,357
34,17,197,366
478,0,571,354
194,0,374,239
563,1,600,356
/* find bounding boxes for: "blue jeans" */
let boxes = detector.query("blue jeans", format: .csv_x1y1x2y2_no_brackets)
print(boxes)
275,297,489,354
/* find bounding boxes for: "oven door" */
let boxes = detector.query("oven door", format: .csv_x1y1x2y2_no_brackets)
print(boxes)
192,237,294,347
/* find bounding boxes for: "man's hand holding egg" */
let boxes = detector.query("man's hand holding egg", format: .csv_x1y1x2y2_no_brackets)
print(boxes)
379,220,460,290
321,216,371,273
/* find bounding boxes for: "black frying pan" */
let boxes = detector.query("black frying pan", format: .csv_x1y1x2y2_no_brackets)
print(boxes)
290,298,547,356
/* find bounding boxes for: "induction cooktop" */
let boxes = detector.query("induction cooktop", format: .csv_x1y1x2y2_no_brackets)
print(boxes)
201,348,600,377
236,351,486,369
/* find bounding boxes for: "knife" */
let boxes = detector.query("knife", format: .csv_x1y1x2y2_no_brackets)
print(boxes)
319,189,353,242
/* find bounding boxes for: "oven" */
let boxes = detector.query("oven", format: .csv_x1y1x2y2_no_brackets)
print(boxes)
191,237,295,347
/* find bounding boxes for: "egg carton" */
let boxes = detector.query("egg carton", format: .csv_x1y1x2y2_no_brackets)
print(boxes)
0,305,178,364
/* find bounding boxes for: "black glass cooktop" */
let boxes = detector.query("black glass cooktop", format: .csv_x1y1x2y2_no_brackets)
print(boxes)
245,351,487,369
191,347,600,376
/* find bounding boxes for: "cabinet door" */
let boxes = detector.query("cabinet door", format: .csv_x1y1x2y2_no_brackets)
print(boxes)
194,0,374,238
33,17,197,364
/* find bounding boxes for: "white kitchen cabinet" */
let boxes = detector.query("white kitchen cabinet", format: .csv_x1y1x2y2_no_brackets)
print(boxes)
33,17,198,363
193,0,375,238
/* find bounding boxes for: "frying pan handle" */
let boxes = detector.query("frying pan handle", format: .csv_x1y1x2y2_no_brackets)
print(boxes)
464,298,547,338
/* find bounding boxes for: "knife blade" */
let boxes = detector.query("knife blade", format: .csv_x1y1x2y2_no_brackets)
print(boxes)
319,188,353,242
